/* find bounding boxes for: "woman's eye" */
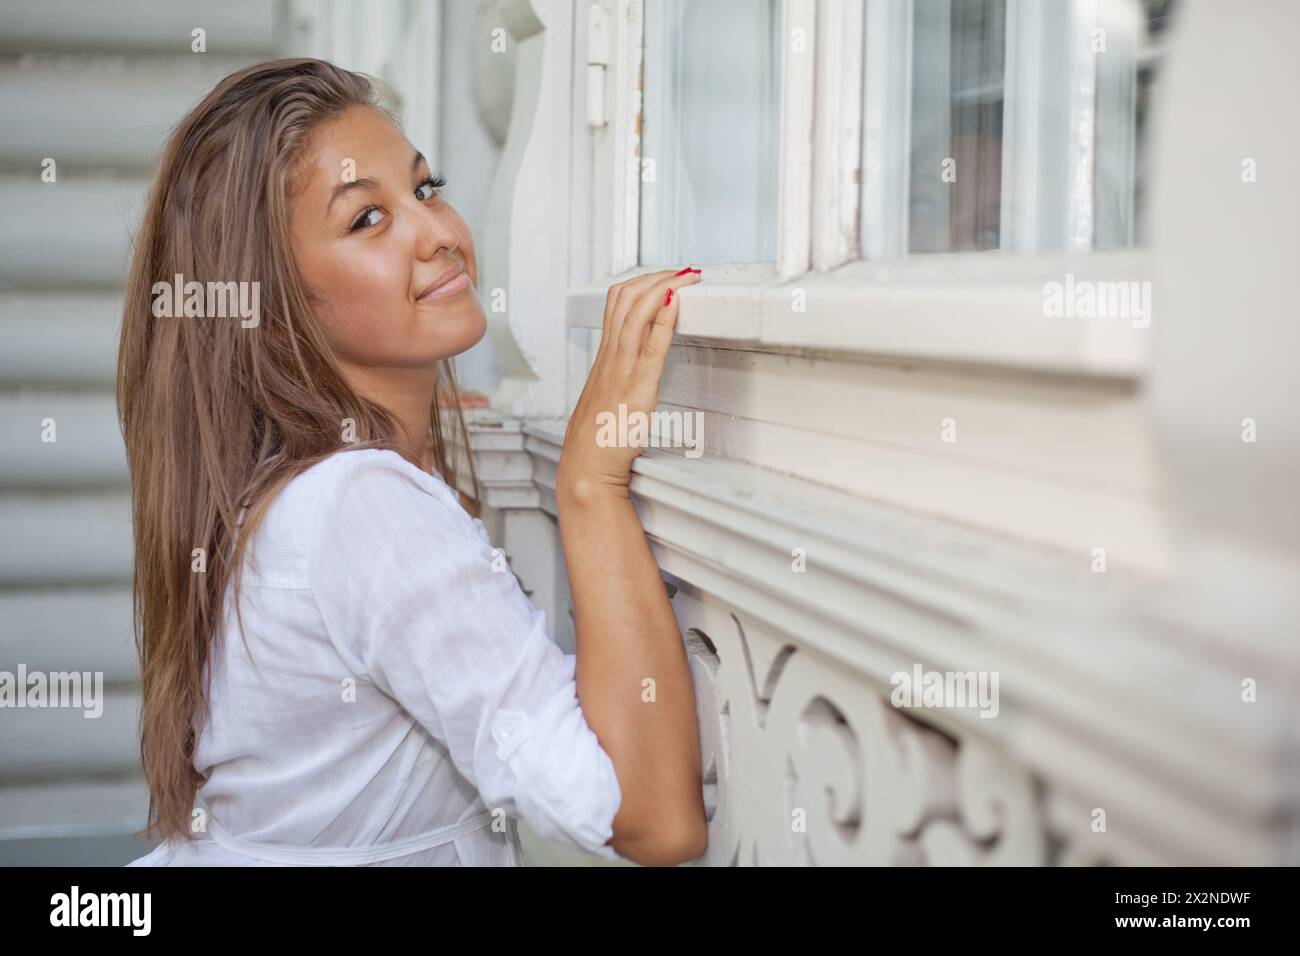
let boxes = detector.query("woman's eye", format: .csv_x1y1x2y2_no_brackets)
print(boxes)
350,206,385,231
415,175,446,202
349,176,445,231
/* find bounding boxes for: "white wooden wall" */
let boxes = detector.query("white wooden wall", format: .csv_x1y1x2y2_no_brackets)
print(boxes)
0,0,288,864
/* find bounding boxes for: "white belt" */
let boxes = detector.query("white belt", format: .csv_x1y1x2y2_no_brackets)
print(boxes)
205,809,497,866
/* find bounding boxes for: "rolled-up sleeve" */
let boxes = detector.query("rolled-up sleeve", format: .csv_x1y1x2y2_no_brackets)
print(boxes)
304,451,622,861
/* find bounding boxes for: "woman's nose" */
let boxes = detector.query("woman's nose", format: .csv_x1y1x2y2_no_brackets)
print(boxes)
412,204,459,262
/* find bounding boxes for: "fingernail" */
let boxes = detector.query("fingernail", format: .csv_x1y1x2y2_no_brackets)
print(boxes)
665,288,674,306
674,266,694,276
690,268,702,274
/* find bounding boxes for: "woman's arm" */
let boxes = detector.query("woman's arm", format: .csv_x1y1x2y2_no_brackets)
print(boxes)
557,267,708,867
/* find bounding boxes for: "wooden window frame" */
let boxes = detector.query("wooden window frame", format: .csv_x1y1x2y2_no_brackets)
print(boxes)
570,0,1157,381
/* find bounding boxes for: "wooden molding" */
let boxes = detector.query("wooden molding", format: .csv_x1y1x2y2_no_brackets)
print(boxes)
467,416,1300,865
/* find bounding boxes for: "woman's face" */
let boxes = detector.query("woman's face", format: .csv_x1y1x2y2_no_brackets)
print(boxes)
289,105,485,373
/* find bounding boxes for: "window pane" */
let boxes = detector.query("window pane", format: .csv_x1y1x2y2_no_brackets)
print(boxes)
1093,0,1177,249
866,0,1177,257
1126,0,1178,248
909,0,1006,253
639,0,781,266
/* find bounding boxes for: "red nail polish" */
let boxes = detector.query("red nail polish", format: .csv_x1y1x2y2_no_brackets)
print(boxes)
674,267,693,276
690,268,702,274
665,288,674,306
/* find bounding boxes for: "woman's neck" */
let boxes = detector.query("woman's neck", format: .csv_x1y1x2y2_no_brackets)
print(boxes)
339,363,438,474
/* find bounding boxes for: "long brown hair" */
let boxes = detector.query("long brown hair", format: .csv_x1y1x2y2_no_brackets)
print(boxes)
117,58,481,843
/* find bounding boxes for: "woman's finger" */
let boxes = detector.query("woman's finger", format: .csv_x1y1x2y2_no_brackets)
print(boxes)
606,268,690,356
617,269,700,367
600,278,631,344
634,281,683,386
595,278,632,371
587,272,673,407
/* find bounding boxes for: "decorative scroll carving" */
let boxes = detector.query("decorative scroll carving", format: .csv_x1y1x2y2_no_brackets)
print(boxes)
680,591,1049,866
916,738,1046,866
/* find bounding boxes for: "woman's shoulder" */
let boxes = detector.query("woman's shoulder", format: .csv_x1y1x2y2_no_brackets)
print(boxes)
295,445,428,481
295,447,465,515
301,448,497,626
298,447,489,553
246,448,476,585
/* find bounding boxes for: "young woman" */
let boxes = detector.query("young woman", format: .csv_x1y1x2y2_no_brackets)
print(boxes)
120,58,706,867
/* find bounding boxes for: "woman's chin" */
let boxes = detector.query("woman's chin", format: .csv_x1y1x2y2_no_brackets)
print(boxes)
407,304,487,361
444,305,489,352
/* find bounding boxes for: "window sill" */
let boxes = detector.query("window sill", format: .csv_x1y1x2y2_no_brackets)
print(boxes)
567,251,1151,378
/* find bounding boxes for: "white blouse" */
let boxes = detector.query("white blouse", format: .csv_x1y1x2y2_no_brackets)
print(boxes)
128,447,623,866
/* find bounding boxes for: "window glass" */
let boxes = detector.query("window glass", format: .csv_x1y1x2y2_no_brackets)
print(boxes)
1127,0,1177,247
638,0,781,266
909,0,1006,253
867,0,1177,256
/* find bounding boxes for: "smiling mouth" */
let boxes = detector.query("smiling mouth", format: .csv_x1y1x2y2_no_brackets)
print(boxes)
416,265,472,302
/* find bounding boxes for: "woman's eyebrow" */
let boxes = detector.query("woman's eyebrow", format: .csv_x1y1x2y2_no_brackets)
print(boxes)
327,177,377,216
326,151,429,216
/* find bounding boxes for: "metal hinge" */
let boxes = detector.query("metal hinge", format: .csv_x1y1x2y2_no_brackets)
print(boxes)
586,2,610,127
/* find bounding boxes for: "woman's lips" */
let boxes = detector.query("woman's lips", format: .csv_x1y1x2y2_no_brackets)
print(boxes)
416,269,471,302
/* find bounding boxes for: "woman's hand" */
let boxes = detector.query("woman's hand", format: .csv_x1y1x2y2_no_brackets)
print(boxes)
557,266,702,503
